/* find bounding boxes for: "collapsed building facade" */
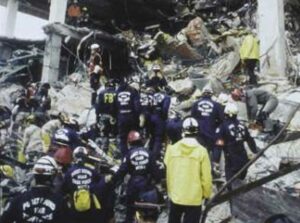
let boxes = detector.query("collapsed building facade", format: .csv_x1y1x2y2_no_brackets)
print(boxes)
1,0,300,222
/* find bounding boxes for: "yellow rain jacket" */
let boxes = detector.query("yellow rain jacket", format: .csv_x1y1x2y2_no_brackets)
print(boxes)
164,138,212,206
240,34,259,60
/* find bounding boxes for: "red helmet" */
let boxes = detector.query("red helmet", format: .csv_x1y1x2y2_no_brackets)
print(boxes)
231,88,243,101
127,131,142,144
53,147,73,166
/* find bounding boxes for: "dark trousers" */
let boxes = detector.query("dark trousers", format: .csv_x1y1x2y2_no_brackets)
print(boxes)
168,201,202,223
244,59,258,85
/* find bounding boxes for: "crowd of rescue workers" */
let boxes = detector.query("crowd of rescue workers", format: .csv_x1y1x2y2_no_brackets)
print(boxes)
1,42,294,223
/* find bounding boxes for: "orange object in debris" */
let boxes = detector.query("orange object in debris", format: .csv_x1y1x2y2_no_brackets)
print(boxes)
68,4,81,18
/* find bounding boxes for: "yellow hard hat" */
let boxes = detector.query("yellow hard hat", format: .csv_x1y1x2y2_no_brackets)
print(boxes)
0,165,14,178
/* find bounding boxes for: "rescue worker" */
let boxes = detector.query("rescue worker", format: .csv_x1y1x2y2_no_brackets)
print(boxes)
22,114,44,163
191,87,224,153
88,43,104,106
51,118,82,169
116,80,141,156
63,147,104,223
41,112,69,153
213,103,258,182
231,88,279,126
52,117,82,151
112,131,162,223
139,86,154,139
239,32,260,85
164,117,212,223
146,64,168,92
150,89,171,159
0,156,68,223
166,110,182,145
96,79,118,151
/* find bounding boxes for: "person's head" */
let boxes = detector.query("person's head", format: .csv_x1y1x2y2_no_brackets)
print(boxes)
0,165,14,178
127,130,143,147
135,188,163,223
53,147,73,171
224,103,238,119
182,117,199,137
90,43,100,54
202,86,213,98
218,93,229,107
264,214,294,223
64,117,79,131
152,64,161,74
33,156,58,186
73,146,88,164
105,79,116,88
231,88,244,101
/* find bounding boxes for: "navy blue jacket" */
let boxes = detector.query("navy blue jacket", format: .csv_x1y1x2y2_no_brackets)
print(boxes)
116,84,140,116
63,163,101,194
166,117,183,144
214,118,257,179
191,96,224,140
0,186,68,223
152,92,171,120
96,87,117,117
113,146,162,185
140,92,154,117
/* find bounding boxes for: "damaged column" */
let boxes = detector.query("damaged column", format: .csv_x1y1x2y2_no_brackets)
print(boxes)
3,0,19,37
258,0,286,78
41,0,68,83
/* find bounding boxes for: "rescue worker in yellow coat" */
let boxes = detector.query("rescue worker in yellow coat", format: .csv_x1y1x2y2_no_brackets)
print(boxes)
239,32,260,85
164,116,212,223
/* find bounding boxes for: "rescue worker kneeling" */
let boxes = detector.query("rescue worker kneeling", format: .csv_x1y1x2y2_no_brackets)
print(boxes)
112,130,163,223
63,146,109,223
0,156,68,223
164,117,212,223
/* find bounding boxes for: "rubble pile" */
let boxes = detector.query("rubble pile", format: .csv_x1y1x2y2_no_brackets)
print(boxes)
2,0,300,223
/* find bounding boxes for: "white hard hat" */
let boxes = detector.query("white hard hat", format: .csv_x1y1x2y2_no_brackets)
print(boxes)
182,117,198,135
33,156,58,175
224,103,238,117
91,43,100,50
73,146,88,160
202,86,213,94
152,64,161,71
218,93,229,106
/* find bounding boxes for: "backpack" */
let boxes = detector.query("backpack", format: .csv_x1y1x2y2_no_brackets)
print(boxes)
73,188,101,212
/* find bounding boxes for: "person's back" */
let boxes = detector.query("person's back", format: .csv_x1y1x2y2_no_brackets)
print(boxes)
0,156,68,223
0,186,67,223
246,88,273,105
96,85,117,117
164,137,212,205
164,117,212,223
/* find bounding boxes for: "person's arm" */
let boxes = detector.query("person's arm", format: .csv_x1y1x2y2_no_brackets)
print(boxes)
245,126,258,153
162,96,171,120
111,156,129,186
0,198,17,223
201,148,213,199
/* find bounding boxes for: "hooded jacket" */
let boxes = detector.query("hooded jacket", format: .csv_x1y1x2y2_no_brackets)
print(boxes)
164,138,212,206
